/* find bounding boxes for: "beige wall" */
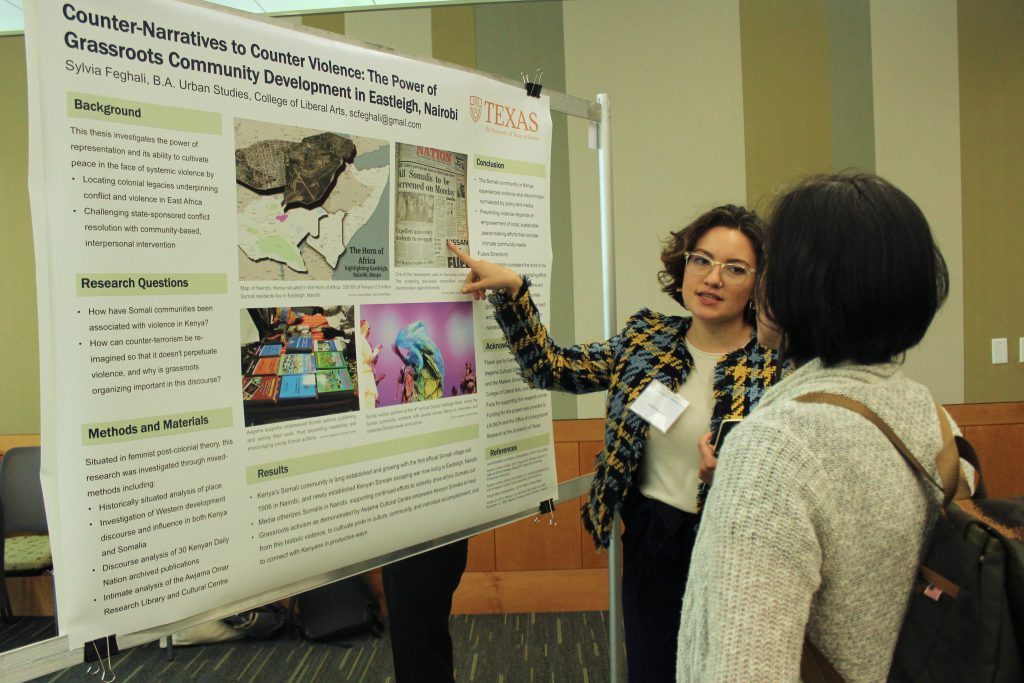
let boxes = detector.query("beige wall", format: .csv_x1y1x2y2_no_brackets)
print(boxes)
959,0,1024,403
826,0,875,174
432,6,477,70
344,7,433,58
0,36,38,435
563,0,747,418
871,0,965,405
740,0,832,211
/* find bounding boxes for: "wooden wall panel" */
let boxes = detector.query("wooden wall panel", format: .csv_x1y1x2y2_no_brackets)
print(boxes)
581,537,608,569
963,424,1024,498
451,569,609,614
369,567,610,614
5,576,54,617
465,531,495,572
579,440,602,475
0,434,40,457
581,526,608,569
363,571,386,615
554,442,579,482
494,500,582,572
945,402,1024,498
553,419,603,443
577,440,606,568
946,402,1024,427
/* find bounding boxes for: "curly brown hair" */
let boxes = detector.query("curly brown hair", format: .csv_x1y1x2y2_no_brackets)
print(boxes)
658,204,766,323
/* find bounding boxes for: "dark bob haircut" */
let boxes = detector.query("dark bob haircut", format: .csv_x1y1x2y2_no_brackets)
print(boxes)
759,173,949,366
658,204,765,323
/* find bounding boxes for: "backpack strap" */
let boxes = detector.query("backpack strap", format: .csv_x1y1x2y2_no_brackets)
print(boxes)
934,405,971,506
801,636,846,683
933,404,988,505
794,393,949,498
793,393,955,683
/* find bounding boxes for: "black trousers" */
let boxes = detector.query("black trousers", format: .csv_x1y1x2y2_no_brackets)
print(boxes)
381,539,469,683
621,494,700,683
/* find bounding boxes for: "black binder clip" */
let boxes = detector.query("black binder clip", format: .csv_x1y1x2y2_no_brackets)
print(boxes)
534,499,557,526
523,69,543,98
84,635,119,681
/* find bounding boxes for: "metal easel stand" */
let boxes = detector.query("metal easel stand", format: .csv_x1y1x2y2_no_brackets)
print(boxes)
596,93,625,683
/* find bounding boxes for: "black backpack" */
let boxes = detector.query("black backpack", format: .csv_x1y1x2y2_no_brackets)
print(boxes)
224,603,290,640
795,393,1024,683
290,576,384,642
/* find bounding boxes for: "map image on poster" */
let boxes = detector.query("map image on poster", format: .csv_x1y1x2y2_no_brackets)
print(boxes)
235,119,391,281
361,302,476,408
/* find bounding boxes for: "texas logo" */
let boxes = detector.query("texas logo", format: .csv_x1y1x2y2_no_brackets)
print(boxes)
469,96,540,132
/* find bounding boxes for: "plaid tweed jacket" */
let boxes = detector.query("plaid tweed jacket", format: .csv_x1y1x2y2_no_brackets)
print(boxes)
491,282,786,549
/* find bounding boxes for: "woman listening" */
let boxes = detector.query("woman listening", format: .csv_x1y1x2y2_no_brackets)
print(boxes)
676,174,955,682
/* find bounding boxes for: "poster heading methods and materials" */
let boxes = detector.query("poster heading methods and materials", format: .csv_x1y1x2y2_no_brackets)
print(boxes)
26,0,556,646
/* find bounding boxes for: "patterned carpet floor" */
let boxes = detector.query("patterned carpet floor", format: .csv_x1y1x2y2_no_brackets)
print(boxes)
11,612,612,683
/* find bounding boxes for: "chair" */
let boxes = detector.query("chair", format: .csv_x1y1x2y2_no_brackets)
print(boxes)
0,447,53,621
1,495,7,621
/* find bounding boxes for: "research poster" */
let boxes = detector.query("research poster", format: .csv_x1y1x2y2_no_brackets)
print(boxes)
25,0,556,645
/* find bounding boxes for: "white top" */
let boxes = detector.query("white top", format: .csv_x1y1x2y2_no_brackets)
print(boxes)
676,360,957,683
357,334,378,404
638,341,720,514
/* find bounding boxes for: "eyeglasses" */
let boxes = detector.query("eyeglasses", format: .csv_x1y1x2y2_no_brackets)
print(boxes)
683,252,756,286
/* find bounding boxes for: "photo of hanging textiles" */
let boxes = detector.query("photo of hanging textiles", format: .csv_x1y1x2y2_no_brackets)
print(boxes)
239,305,359,426
359,301,476,408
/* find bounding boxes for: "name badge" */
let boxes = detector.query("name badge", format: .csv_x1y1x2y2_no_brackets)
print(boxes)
628,380,689,434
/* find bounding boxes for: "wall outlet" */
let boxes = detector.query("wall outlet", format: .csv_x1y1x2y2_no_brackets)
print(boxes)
993,338,1008,364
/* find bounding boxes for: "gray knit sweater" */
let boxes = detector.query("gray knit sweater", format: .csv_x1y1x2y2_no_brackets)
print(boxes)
676,360,957,683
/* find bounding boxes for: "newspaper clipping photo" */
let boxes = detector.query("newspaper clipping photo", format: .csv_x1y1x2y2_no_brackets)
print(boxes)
394,143,469,268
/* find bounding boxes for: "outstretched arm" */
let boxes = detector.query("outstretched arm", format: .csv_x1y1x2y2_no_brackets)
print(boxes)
448,242,616,394
447,241,523,300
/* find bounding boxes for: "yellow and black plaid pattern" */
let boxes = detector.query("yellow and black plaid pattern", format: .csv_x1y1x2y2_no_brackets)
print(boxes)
491,282,786,548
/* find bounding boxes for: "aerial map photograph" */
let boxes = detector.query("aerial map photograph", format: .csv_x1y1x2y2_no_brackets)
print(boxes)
234,118,391,281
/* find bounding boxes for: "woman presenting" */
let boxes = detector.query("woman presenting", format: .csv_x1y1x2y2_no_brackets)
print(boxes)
448,205,787,683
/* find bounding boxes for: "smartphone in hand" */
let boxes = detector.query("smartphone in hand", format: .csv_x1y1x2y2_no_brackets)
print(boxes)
714,418,743,451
